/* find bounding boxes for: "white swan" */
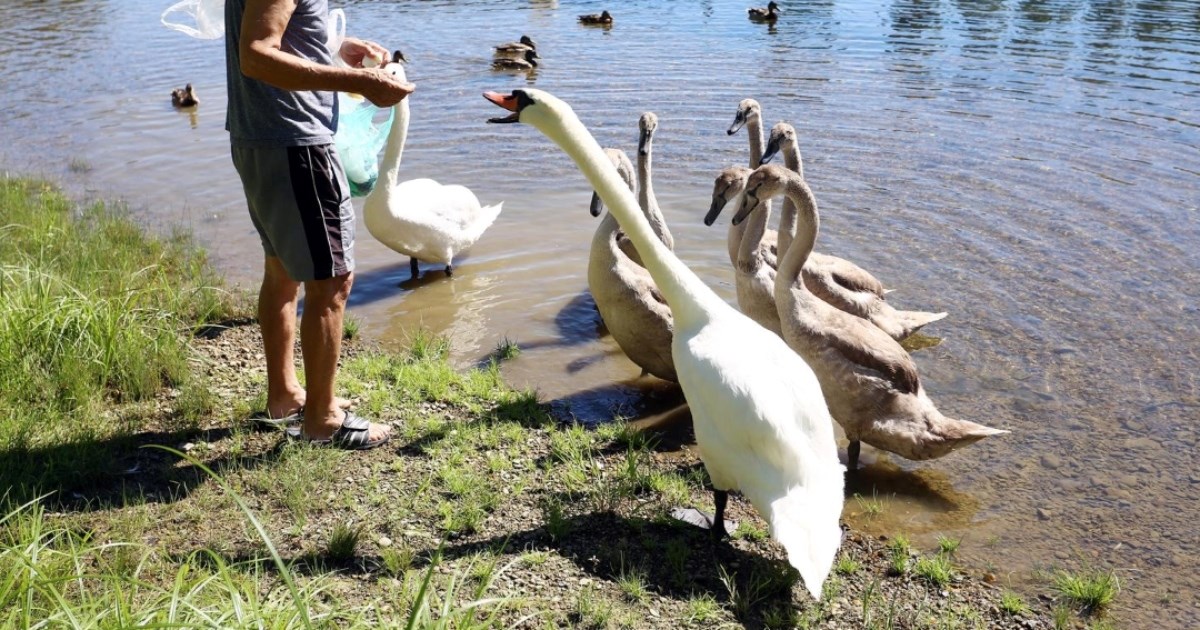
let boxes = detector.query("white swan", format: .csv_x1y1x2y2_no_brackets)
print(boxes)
588,148,676,382
364,53,503,279
733,164,1008,470
760,122,945,339
485,88,844,598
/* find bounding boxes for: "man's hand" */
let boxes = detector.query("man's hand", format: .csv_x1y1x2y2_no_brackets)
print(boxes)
359,69,415,108
338,37,389,68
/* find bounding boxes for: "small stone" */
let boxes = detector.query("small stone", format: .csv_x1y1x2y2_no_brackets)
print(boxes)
1119,474,1139,487
1054,551,1070,560
1090,475,1109,487
378,536,392,547
1105,487,1132,501
181,442,195,452
1124,437,1157,450
1040,454,1062,470
1036,508,1052,521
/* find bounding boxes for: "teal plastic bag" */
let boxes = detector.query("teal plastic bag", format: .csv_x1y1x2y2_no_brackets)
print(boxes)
334,92,394,197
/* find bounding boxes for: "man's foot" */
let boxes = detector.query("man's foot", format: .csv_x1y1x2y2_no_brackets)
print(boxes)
264,395,353,420
287,411,391,450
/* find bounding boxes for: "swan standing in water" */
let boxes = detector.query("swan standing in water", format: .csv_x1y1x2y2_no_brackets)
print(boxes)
733,164,1008,470
365,53,503,279
485,88,843,598
760,122,946,339
588,148,676,382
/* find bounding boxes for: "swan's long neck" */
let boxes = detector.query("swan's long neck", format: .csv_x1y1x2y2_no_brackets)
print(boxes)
748,117,764,169
777,138,805,258
638,139,673,249
540,111,722,326
733,116,772,259
776,175,820,293
378,97,411,188
736,192,773,272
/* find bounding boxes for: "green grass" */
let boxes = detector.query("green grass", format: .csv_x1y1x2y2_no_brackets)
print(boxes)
493,336,521,361
913,553,954,587
342,314,361,340
886,534,911,576
327,522,362,562
0,178,241,497
1054,568,1119,613
1000,591,1030,616
684,593,721,623
834,555,861,576
937,535,961,556
617,566,650,604
854,489,884,517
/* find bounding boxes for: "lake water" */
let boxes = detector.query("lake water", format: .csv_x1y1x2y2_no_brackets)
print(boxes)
2,0,1198,625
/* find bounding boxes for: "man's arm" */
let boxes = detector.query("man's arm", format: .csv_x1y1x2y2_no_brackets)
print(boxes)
239,0,413,107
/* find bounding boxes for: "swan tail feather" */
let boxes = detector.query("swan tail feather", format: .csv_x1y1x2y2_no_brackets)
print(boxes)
764,485,844,600
897,309,947,336
463,202,503,243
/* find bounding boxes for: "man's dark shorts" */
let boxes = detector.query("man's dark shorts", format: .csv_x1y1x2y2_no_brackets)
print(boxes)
232,143,356,282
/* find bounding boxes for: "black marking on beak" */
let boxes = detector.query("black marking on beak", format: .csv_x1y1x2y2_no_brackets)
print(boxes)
590,192,604,217
761,135,782,164
392,50,408,63
732,191,760,226
703,194,727,226
484,90,524,124
638,126,651,156
727,110,747,135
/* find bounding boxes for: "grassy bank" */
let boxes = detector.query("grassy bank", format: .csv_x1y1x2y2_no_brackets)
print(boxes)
0,178,241,496
0,177,1097,628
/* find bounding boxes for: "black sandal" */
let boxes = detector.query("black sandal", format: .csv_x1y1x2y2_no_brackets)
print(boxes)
286,411,390,451
252,406,303,428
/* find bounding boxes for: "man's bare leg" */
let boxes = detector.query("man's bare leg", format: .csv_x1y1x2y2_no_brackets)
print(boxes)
300,271,390,442
260,256,305,418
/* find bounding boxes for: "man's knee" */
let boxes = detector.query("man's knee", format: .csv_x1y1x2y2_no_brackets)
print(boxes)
305,271,354,309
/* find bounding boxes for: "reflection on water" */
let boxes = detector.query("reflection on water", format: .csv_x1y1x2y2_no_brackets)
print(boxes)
2,0,1199,626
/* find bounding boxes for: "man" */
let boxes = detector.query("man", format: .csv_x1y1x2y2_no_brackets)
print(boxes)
226,0,413,448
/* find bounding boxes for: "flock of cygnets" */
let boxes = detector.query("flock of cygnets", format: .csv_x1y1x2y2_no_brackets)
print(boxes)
476,87,1009,598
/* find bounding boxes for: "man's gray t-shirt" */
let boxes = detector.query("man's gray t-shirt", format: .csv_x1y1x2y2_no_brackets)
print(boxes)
225,0,338,148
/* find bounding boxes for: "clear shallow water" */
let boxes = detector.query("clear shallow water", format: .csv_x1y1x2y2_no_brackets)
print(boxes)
2,0,1199,625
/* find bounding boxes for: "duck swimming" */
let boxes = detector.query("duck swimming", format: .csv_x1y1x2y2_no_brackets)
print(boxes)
748,2,781,22
578,10,613,25
494,35,536,56
171,84,198,108
492,48,540,71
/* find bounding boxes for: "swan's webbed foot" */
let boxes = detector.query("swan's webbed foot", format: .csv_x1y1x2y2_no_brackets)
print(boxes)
444,264,454,277
847,440,861,471
409,258,419,279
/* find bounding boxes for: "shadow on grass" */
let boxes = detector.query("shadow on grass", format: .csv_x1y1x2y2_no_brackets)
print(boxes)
189,511,806,629
0,425,290,513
